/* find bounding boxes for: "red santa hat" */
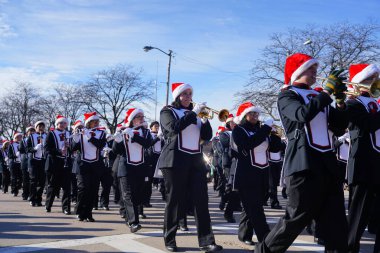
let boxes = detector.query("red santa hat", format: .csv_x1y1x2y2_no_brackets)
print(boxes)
284,53,319,85
13,131,22,140
225,114,234,124
84,112,100,126
34,120,45,129
55,114,68,127
216,126,226,136
124,108,143,127
172,82,193,100
73,120,84,129
313,86,323,93
377,98,380,104
234,102,261,124
349,64,380,83
26,125,35,132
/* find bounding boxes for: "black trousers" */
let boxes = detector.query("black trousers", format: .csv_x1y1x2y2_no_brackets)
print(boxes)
10,162,22,195
29,159,46,204
161,162,215,247
94,167,112,208
71,173,78,202
224,190,241,217
256,169,348,253
75,162,101,218
119,167,145,225
238,170,270,242
46,159,71,212
112,170,120,203
347,183,380,253
2,168,10,193
268,161,282,205
21,157,30,199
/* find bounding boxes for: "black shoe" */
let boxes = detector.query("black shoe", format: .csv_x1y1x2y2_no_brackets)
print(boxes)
102,206,110,211
30,201,37,207
121,213,126,219
63,210,71,215
219,202,226,211
179,225,189,231
143,203,152,208
22,197,28,200
239,239,255,246
281,187,287,199
139,214,146,219
165,245,178,252
129,223,142,233
199,244,223,252
86,217,95,222
45,207,51,213
271,202,282,210
224,215,236,223
93,207,98,210
37,202,42,207
77,215,85,221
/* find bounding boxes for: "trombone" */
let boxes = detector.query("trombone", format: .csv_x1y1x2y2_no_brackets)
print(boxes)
191,102,230,122
316,77,380,98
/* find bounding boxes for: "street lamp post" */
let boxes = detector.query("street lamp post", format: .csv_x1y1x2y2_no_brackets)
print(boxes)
144,46,173,106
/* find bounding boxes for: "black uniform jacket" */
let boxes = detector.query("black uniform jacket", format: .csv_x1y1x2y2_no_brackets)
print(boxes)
44,130,71,172
112,127,152,177
157,105,212,169
232,121,271,189
346,97,380,185
278,87,348,177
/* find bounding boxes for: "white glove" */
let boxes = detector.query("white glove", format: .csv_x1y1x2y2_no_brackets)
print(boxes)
338,135,347,143
34,143,42,151
201,118,208,124
122,128,135,139
72,133,80,143
16,151,20,157
264,118,274,127
192,102,207,115
85,131,93,139
113,133,123,143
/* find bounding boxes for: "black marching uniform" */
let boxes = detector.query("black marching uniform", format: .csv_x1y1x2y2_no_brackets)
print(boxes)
346,95,380,253
27,132,47,206
256,85,349,253
112,127,152,228
19,137,30,200
44,129,72,213
72,128,106,221
95,140,114,210
219,130,241,222
8,141,22,196
232,120,271,243
1,148,10,193
158,105,215,248
268,133,286,208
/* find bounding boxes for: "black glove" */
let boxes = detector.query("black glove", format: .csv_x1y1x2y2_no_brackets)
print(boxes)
324,69,347,94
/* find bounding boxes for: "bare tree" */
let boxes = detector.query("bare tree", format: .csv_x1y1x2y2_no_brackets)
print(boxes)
0,82,42,138
235,22,380,120
81,64,153,133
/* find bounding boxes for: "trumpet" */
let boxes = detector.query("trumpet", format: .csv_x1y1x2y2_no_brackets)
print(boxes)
316,77,380,98
191,102,230,122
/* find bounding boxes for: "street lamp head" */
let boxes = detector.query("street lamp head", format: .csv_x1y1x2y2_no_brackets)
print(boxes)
143,46,154,52
303,39,312,45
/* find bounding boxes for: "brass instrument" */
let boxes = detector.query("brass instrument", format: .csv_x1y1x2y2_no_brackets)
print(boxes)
316,77,380,98
192,102,230,122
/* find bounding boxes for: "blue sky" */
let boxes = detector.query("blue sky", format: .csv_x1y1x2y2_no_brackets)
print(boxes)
0,0,379,129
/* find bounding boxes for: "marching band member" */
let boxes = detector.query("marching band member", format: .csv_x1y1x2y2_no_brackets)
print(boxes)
71,120,84,203
268,127,286,209
158,82,222,252
148,121,165,201
232,102,272,245
72,112,106,222
112,108,152,233
27,121,46,207
44,115,72,214
219,114,241,223
256,53,349,252
8,132,23,197
345,64,380,253
1,140,10,194
19,126,35,200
